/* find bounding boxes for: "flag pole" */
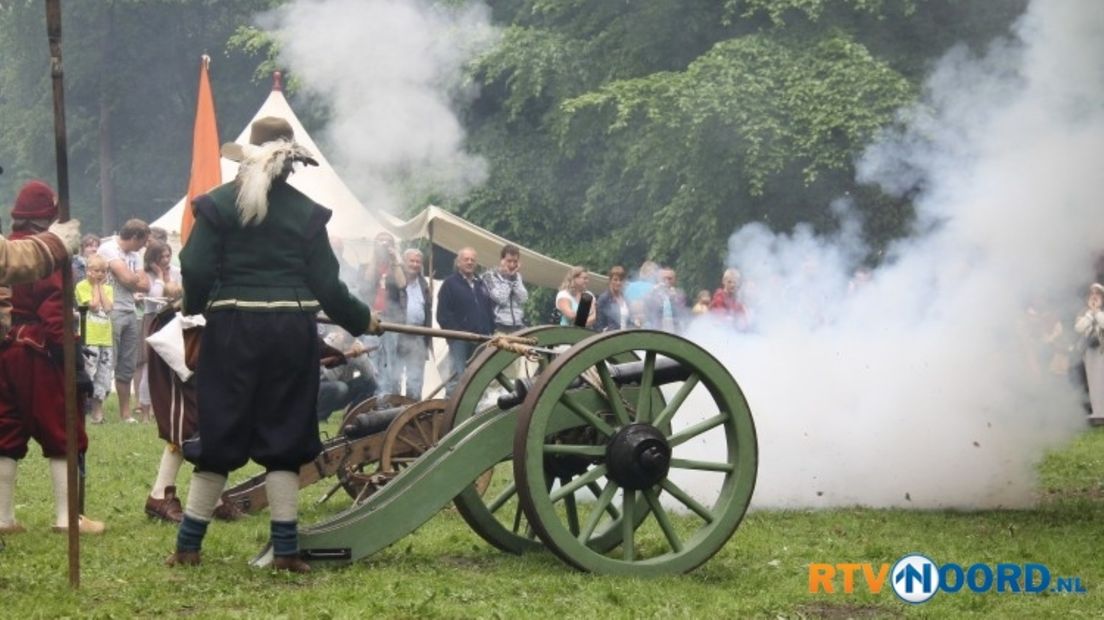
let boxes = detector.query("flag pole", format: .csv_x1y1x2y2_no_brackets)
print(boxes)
44,0,81,589
181,54,222,246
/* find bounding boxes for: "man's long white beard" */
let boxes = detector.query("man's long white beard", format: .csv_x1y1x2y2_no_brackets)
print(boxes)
234,140,315,226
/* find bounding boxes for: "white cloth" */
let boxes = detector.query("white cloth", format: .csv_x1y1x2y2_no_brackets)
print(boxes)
146,314,206,382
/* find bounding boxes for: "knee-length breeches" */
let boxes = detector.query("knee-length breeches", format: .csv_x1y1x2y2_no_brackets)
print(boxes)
0,344,88,459
193,310,322,473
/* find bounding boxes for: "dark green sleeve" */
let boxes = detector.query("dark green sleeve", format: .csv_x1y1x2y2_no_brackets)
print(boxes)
304,228,372,336
179,200,221,315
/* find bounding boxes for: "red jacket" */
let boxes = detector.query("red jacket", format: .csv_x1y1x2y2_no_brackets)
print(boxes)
5,228,64,351
709,289,746,317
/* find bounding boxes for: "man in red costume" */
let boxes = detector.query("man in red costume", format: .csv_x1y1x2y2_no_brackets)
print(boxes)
0,180,104,535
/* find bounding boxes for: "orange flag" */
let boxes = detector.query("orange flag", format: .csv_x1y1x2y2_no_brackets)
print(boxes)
181,54,221,245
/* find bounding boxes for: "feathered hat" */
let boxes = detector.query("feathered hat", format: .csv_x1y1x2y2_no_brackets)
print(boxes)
221,116,318,226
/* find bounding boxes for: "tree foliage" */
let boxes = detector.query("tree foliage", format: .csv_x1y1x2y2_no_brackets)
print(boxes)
458,0,1027,292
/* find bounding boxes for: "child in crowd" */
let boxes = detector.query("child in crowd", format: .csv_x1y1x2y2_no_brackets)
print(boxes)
691,290,711,315
75,254,114,424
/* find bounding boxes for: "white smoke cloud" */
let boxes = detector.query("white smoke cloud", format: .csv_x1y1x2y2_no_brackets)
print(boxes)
676,0,1103,510
263,0,496,215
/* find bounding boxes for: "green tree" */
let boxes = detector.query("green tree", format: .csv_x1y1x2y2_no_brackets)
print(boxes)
0,0,282,234
457,0,1027,294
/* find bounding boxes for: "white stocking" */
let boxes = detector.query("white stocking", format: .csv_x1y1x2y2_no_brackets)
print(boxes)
150,445,184,499
0,457,17,526
183,471,227,522
265,471,299,523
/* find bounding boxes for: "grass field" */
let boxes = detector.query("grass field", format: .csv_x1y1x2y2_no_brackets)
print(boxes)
1,398,1101,619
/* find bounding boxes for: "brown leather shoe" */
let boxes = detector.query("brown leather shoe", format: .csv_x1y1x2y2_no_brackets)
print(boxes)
51,515,106,535
165,550,201,567
272,555,311,573
145,486,184,523
212,499,244,522
0,520,26,534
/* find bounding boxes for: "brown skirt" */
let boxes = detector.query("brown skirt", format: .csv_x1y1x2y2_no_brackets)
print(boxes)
136,313,154,366
146,308,198,447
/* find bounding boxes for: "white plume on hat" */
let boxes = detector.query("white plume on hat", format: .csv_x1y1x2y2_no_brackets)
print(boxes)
234,140,317,226
222,116,318,226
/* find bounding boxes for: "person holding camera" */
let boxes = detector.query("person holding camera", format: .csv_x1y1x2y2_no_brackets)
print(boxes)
1075,283,1104,423
483,244,528,333
359,232,406,395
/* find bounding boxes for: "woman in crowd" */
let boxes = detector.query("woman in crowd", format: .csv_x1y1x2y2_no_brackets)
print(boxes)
710,267,750,330
1074,283,1104,422
594,265,630,331
556,265,596,328
135,241,181,422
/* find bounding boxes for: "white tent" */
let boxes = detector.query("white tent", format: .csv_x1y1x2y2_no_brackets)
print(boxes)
155,76,607,292
154,75,616,396
152,79,399,240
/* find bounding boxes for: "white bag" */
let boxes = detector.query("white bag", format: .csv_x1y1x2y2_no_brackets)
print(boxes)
146,314,206,382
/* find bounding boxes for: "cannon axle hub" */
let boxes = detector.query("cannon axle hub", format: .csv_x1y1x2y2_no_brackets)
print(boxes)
605,423,671,491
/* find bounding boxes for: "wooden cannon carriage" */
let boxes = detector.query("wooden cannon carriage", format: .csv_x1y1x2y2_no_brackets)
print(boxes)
244,325,760,576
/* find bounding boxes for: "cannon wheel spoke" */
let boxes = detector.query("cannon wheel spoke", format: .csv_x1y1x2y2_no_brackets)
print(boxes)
634,351,657,423
651,373,700,430
578,481,619,544
561,393,615,437
595,360,632,427
643,488,683,553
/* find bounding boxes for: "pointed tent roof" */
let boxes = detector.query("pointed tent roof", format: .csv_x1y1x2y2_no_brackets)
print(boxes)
153,72,400,238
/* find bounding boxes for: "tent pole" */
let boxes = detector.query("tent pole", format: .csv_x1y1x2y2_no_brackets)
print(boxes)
427,220,435,297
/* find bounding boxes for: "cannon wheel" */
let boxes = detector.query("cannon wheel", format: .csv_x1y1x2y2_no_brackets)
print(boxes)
378,396,494,498
377,398,449,476
443,325,594,554
337,394,417,500
515,330,757,575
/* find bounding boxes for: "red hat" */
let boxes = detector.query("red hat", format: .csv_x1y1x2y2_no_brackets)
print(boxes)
12,180,58,220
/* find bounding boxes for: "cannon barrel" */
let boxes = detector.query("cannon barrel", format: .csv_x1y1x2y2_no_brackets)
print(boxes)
341,406,405,439
497,356,691,410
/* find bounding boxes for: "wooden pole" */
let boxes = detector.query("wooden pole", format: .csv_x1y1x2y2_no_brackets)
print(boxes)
44,0,81,589
427,220,435,297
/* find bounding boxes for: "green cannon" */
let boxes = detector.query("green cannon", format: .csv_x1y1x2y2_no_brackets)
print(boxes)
253,326,758,576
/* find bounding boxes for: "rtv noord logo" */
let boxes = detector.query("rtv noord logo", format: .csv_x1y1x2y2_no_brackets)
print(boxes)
891,553,1085,604
808,555,1086,602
